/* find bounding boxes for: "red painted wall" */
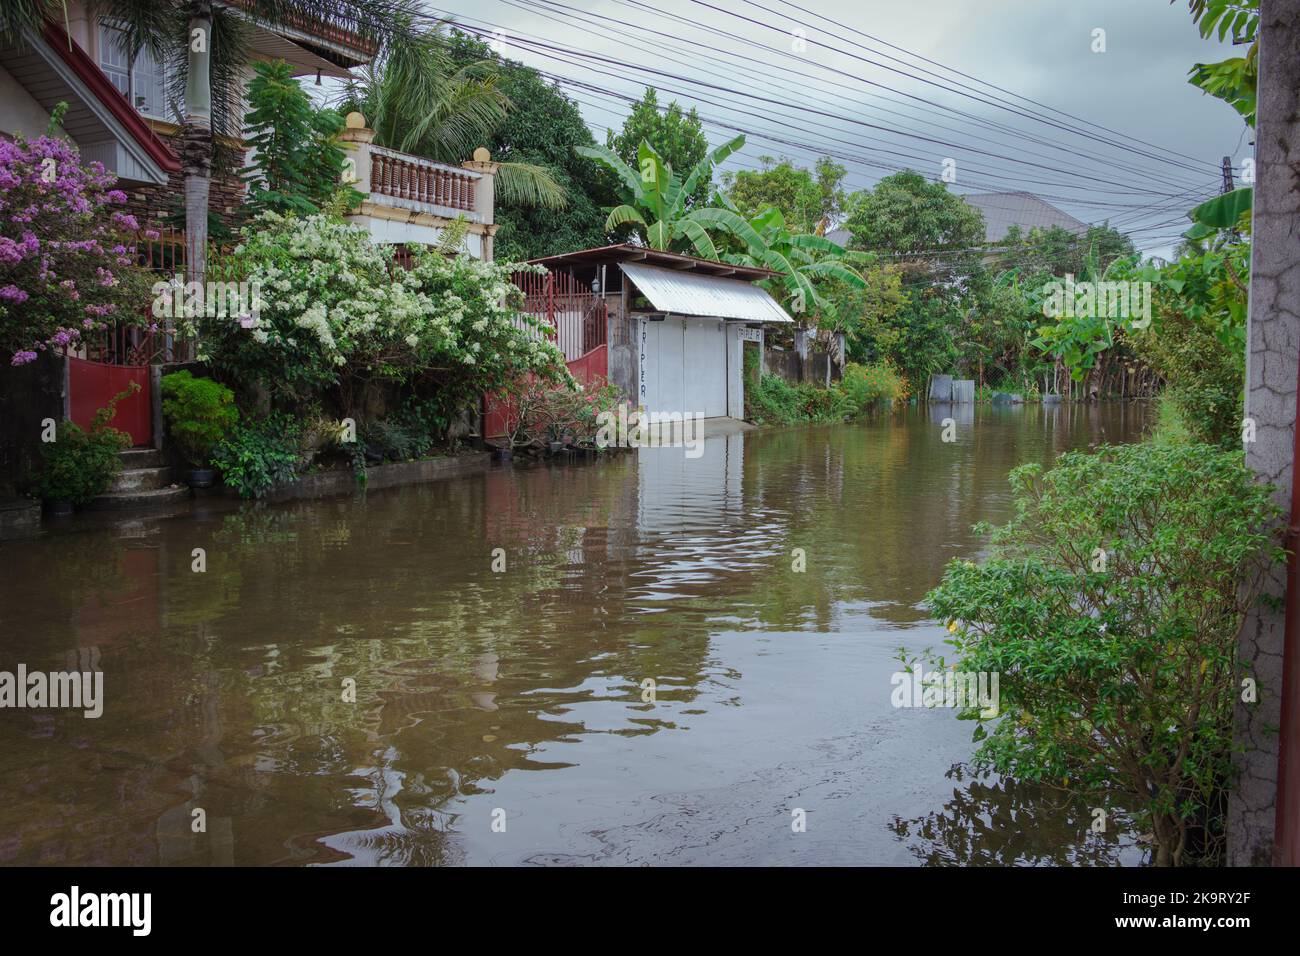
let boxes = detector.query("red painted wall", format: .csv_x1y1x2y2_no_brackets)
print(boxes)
484,345,609,440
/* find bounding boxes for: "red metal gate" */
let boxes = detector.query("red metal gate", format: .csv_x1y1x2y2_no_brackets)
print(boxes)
62,227,188,446
67,357,151,445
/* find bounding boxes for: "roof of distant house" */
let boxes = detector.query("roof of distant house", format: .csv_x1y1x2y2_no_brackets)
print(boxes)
961,192,1090,243
528,243,780,280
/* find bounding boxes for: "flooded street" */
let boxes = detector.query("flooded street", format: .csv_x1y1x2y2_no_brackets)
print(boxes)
0,404,1150,866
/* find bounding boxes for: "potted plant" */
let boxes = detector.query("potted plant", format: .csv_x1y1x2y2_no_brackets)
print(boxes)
161,371,238,488
30,387,136,514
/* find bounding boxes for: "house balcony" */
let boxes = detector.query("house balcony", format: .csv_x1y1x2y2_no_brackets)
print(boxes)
339,113,499,261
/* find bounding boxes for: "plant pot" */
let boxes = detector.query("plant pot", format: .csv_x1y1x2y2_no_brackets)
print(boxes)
493,446,513,463
46,500,74,517
548,441,566,455
186,467,216,489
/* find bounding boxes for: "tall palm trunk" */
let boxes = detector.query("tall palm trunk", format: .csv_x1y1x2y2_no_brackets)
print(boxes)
182,1,213,296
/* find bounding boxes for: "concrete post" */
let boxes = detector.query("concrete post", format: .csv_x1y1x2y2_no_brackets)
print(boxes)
340,112,374,198
462,147,499,262
1231,0,1300,867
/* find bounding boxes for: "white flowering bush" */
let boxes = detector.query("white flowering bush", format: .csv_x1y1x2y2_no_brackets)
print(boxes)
198,212,570,414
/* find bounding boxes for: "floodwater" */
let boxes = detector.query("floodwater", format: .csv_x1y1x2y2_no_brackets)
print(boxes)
0,403,1151,866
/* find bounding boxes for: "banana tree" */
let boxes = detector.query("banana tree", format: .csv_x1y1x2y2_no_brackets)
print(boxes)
576,136,764,259
715,199,867,335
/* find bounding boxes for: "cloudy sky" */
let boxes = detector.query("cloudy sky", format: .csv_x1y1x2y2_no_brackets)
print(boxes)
410,0,1250,258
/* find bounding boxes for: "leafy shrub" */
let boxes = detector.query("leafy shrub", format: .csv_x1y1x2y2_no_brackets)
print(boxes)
361,398,446,461
508,378,622,448
926,442,1283,866
1126,244,1246,448
210,413,302,499
160,371,238,466
746,373,839,425
31,384,137,504
839,361,903,414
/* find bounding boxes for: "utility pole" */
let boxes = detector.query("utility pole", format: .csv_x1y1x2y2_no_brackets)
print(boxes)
1221,155,1235,194
1231,0,1300,867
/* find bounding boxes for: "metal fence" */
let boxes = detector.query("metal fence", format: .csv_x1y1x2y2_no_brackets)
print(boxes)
512,269,608,361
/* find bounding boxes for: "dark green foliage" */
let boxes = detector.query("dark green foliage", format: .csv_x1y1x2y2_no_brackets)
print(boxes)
722,155,847,235
161,371,238,467
31,384,137,505
993,223,1136,278
243,60,354,218
211,413,302,499
361,398,447,461
445,31,613,261
843,170,985,266
926,442,1283,865
745,363,901,425
606,87,709,208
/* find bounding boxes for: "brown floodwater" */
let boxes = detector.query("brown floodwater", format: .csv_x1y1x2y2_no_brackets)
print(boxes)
0,403,1152,866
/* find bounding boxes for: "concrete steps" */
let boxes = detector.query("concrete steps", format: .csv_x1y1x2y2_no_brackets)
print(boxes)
119,447,165,469
89,485,191,511
89,448,190,511
109,465,173,492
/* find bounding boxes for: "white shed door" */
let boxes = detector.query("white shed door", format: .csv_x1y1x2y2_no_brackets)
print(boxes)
641,316,728,417
683,318,727,417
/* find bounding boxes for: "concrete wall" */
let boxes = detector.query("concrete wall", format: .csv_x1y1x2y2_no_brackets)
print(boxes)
762,347,839,386
607,310,636,404
1231,0,1300,867
0,353,67,497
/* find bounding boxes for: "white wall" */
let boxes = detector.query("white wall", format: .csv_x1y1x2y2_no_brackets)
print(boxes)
0,65,53,139
347,213,484,259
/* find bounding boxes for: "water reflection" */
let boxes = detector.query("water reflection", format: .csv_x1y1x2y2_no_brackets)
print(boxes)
889,765,1145,866
0,404,1150,865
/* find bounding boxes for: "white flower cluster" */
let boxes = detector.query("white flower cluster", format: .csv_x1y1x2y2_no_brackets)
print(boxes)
220,212,567,381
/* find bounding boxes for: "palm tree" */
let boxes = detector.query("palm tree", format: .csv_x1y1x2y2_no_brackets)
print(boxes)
338,18,566,210
576,136,764,259
2,0,417,286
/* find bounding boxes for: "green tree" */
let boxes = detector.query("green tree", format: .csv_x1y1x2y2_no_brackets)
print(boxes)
443,30,611,260
843,170,986,270
992,223,1136,278
606,87,710,207
243,60,351,218
714,201,866,336
722,155,847,235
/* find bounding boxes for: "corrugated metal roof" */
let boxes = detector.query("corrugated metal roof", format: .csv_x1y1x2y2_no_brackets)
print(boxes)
619,262,793,324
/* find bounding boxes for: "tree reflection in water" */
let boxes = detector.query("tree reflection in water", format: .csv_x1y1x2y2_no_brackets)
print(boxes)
889,764,1147,866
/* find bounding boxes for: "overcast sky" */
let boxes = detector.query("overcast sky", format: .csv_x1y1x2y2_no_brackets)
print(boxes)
410,0,1251,258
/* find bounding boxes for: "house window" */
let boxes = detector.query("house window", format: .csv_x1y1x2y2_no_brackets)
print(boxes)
98,21,182,121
